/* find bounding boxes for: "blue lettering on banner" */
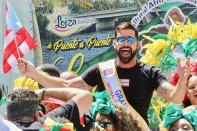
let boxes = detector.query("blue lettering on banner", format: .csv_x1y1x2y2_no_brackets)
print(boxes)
115,90,127,105
55,15,77,28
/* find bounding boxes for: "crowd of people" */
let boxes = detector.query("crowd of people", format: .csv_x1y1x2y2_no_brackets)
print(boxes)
0,22,196,131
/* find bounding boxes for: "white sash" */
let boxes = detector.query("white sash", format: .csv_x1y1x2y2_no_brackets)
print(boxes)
98,59,128,106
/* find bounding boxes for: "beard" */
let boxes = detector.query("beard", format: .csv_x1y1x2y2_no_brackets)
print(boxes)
116,47,137,64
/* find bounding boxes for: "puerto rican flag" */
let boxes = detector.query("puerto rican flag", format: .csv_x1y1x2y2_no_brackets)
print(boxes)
3,0,37,73
103,68,113,76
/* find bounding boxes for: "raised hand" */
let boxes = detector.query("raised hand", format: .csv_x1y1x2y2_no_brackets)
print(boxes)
177,57,191,81
17,58,37,79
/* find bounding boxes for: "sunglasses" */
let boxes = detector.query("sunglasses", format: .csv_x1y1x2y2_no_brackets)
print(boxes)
116,36,136,44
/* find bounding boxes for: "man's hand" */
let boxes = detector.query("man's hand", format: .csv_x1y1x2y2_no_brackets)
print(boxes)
177,57,191,81
156,57,191,103
17,58,36,78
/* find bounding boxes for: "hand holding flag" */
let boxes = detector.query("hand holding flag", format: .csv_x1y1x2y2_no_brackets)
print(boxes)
17,58,37,79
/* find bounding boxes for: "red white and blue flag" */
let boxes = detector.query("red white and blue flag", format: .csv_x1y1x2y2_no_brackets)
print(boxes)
103,68,113,76
3,0,37,73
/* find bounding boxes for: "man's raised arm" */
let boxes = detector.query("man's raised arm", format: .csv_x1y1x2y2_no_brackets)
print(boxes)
17,59,92,91
156,58,191,104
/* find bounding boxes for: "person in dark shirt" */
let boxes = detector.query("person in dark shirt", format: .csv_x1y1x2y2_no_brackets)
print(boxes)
17,22,191,124
6,88,93,131
81,60,168,123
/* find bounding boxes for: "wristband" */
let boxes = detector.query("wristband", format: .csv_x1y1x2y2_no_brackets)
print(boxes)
41,89,46,100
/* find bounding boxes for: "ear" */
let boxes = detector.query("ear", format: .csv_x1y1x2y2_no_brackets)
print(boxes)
137,41,141,48
112,39,117,46
113,39,117,48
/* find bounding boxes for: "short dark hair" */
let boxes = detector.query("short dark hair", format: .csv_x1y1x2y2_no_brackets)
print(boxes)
37,64,60,77
115,22,138,40
7,89,38,122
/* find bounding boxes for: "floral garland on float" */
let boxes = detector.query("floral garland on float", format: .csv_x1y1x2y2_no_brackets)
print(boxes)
141,17,197,128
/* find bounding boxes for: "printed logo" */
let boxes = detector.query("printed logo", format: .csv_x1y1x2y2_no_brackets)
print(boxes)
120,79,130,87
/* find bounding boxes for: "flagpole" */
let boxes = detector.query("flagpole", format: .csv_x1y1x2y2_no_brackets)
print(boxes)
14,35,21,59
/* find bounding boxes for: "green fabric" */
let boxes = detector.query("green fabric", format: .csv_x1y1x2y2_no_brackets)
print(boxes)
0,97,7,105
181,38,197,57
152,33,179,46
158,45,177,71
147,103,160,128
163,104,197,130
90,91,115,120
152,34,168,40
39,123,64,131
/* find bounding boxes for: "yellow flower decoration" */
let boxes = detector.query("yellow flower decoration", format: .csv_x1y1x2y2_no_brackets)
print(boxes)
14,76,39,90
140,35,170,65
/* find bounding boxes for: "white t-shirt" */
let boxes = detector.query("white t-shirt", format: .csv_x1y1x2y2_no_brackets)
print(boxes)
0,116,22,131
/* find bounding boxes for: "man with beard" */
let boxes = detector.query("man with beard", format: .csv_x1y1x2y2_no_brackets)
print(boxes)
17,22,191,124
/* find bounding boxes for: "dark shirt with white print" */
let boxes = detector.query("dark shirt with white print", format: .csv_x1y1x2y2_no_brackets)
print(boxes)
82,60,167,124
